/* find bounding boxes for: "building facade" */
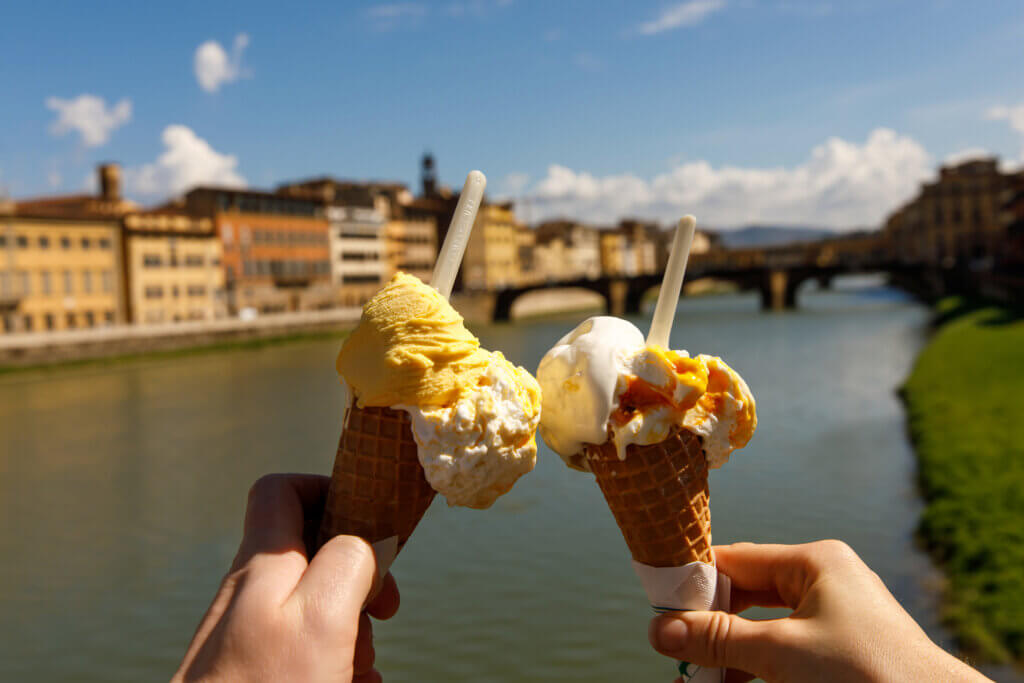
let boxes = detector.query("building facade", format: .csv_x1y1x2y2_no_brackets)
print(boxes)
122,210,226,324
884,158,1006,266
385,206,437,284
184,188,333,314
462,202,520,290
0,211,124,333
534,220,601,280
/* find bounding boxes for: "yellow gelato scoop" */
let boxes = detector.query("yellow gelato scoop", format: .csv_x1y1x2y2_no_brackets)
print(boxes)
337,272,491,408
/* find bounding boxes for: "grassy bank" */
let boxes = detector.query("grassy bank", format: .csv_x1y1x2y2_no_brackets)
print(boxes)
902,297,1024,663
0,328,349,377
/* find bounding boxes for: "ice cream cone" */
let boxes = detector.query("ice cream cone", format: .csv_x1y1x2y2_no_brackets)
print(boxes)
317,405,435,552
585,427,712,567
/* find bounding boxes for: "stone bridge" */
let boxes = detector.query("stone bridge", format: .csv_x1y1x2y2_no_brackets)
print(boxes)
480,237,891,322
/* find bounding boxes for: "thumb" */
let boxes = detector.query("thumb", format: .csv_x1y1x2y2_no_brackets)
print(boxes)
290,535,378,626
649,611,780,676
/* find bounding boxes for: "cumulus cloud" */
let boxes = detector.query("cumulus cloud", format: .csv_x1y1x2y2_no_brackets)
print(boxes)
194,33,250,93
125,125,245,198
943,147,991,166
45,94,132,147
527,128,932,229
635,0,726,36
986,103,1024,163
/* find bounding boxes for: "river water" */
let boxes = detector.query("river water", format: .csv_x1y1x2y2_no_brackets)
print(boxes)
0,277,999,681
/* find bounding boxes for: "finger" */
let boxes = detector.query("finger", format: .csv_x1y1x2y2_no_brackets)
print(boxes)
234,474,330,570
729,587,788,614
289,534,376,630
649,611,787,677
713,543,820,608
724,669,757,683
353,612,375,675
366,572,400,621
353,670,382,683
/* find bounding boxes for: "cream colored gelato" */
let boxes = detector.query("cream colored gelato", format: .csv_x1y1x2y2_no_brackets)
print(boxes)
536,316,756,470
400,353,541,509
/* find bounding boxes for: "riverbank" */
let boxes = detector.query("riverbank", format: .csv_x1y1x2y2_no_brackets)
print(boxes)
902,297,1024,664
0,307,360,372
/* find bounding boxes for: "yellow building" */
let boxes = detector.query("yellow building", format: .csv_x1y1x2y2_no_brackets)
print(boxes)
122,209,227,324
462,202,520,290
599,231,626,276
0,208,124,333
385,207,437,284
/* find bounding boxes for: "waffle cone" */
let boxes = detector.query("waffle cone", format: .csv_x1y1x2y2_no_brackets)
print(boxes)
317,405,435,552
585,428,712,567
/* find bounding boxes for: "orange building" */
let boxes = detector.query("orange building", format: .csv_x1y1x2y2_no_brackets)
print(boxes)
183,187,332,314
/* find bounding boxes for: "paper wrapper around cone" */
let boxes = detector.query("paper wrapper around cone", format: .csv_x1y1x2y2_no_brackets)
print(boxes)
585,427,712,567
317,405,435,570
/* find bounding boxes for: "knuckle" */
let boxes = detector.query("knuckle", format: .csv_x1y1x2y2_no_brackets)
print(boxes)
704,611,733,664
247,474,280,502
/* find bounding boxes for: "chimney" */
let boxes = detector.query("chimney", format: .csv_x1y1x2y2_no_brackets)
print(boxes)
99,163,121,201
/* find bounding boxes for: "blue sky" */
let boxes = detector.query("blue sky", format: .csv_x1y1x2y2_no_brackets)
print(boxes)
2,0,1023,229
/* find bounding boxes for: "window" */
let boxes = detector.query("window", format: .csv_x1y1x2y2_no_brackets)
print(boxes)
0,272,8,296
81,237,91,249
143,254,162,267
65,312,76,328
82,271,93,293
63,270,73,294
2,316,12,333
84,311,95,327
38,236,50,249
23,315,33,331
40,271,52,295
185,254,204,267
61,236,71,249
16,235,28,248
0,235,6,247
104,311,114,324
171,285,180,298
187,285,206,297
44,314,55,330
101,271,113,293
144,286,164,299
18,271,30,295
99,238,111,249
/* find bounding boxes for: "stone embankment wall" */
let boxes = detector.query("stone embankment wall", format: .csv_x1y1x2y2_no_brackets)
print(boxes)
0,308,362,367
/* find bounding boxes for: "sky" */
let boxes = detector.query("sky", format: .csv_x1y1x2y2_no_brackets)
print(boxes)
2,0,1023,230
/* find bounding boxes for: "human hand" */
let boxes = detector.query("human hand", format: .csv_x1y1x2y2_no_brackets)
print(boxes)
172,474,400,683
648,541,991,683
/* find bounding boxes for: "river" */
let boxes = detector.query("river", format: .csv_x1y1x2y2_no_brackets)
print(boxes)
0,277,1001,681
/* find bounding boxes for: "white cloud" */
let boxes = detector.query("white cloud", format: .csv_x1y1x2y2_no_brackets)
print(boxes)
125,125,245,198
366,3,427,29
943,147,991,166
45,94,132,147
47,167,62,190
527,128,932,229
194,33,250,93
635,0,726,36
986,103,1024,163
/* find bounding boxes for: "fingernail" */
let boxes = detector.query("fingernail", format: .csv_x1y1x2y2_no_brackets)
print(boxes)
654,616,689,653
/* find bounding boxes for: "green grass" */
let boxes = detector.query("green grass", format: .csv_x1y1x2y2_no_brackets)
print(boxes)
0,328,350,377
902,296,1024,664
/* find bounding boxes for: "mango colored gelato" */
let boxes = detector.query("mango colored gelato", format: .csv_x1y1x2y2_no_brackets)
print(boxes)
337,272,542,508
337,272,491,408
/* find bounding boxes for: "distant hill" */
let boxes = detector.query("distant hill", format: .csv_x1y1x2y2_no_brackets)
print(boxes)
713,225,834,247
